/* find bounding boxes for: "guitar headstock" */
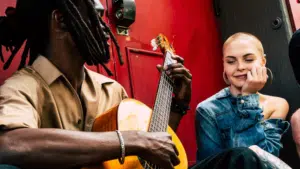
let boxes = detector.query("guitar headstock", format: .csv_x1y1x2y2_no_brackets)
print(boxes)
151,34,175,54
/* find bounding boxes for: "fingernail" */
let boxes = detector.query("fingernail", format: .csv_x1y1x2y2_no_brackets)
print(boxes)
164,66,168,70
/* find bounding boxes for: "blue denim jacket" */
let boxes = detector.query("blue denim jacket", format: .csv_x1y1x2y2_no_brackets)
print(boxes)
195,87,290,162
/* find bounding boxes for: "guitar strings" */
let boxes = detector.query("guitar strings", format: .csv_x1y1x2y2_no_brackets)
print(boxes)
143,51,176,169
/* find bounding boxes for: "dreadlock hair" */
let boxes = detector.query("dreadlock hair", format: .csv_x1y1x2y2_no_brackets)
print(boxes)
0,0,123,76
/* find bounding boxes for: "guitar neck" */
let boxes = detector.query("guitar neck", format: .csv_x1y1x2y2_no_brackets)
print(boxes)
149,50,175,132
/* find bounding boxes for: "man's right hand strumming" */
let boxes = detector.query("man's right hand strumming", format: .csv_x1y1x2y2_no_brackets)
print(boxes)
124,131,180,169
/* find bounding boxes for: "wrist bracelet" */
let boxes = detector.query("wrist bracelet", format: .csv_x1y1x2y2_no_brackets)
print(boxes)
171,98,190,115
116,130,125,164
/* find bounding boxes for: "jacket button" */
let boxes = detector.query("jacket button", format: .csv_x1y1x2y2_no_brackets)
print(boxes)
240,99,245,104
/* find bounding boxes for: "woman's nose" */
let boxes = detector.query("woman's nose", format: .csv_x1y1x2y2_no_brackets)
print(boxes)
237,62,246,70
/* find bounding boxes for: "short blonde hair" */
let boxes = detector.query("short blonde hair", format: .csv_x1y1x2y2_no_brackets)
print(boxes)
223,32,265,56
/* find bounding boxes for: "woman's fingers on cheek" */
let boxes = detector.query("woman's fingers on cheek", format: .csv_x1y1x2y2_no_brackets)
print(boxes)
263,67,267,81
252,66,257,79
247,71,253,81
258,66,263,80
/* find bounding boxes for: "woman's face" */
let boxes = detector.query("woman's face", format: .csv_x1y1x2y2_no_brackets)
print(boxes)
223,38,266,88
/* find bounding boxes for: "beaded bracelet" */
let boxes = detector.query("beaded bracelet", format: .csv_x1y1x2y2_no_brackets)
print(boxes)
116,130,125,164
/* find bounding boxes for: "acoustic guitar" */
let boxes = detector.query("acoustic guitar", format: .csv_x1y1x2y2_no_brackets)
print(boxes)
85,34,188,169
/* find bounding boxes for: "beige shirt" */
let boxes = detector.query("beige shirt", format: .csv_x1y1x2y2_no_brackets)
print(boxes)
0,56,127,131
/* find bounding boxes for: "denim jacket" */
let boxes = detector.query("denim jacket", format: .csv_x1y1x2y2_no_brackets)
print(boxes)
195,87,290,162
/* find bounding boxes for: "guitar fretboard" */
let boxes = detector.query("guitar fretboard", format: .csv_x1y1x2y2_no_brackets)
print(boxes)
149,51,175,132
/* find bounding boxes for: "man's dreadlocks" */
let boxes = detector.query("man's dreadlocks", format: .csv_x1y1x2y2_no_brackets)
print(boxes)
0,0,123,76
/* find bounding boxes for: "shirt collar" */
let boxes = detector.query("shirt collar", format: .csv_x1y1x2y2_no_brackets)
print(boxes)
215,87,232,99
31,56,62,85
85,68,114,85
31,55,114,85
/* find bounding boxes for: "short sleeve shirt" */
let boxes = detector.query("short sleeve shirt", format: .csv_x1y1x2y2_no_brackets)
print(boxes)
0,56,128,131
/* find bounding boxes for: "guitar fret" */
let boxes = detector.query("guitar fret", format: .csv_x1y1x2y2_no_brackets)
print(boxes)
150,52,175,133
142,35,187,169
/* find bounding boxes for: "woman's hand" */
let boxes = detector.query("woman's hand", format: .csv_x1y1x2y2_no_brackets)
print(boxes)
242,66,267,96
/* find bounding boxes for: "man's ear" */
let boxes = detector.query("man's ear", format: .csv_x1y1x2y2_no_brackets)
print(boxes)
52,10,67,31
4,7,18,31
5,7,16,17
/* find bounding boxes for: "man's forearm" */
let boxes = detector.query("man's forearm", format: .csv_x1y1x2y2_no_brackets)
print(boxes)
249,145,291,169
296,144,300,158
0,128,139,169
168,112,183,132
291,109,300,158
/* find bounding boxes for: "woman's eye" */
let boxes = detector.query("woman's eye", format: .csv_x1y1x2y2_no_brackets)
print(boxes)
227,60,235,64
245,59,254,62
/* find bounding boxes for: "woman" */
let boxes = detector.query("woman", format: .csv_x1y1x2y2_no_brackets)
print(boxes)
195,32,290,162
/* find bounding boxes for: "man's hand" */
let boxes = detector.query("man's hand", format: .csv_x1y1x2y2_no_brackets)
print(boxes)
242,66,267,96
124,131,180,169
157,55,192,106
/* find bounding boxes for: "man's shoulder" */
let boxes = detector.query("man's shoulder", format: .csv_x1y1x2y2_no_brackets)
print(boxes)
1,68,41,94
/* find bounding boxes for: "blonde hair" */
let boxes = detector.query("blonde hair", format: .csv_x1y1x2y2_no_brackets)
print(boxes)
223,32,265,56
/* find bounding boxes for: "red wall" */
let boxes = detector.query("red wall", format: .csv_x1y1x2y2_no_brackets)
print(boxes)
0,0,17,84
0,0,224,165
287,0,300,30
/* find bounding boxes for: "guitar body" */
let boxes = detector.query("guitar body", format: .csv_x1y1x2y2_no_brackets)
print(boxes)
85,98,188,169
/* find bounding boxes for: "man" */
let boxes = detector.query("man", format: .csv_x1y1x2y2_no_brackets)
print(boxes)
291,111,300,158
0,0,192,169
289,29,300,158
